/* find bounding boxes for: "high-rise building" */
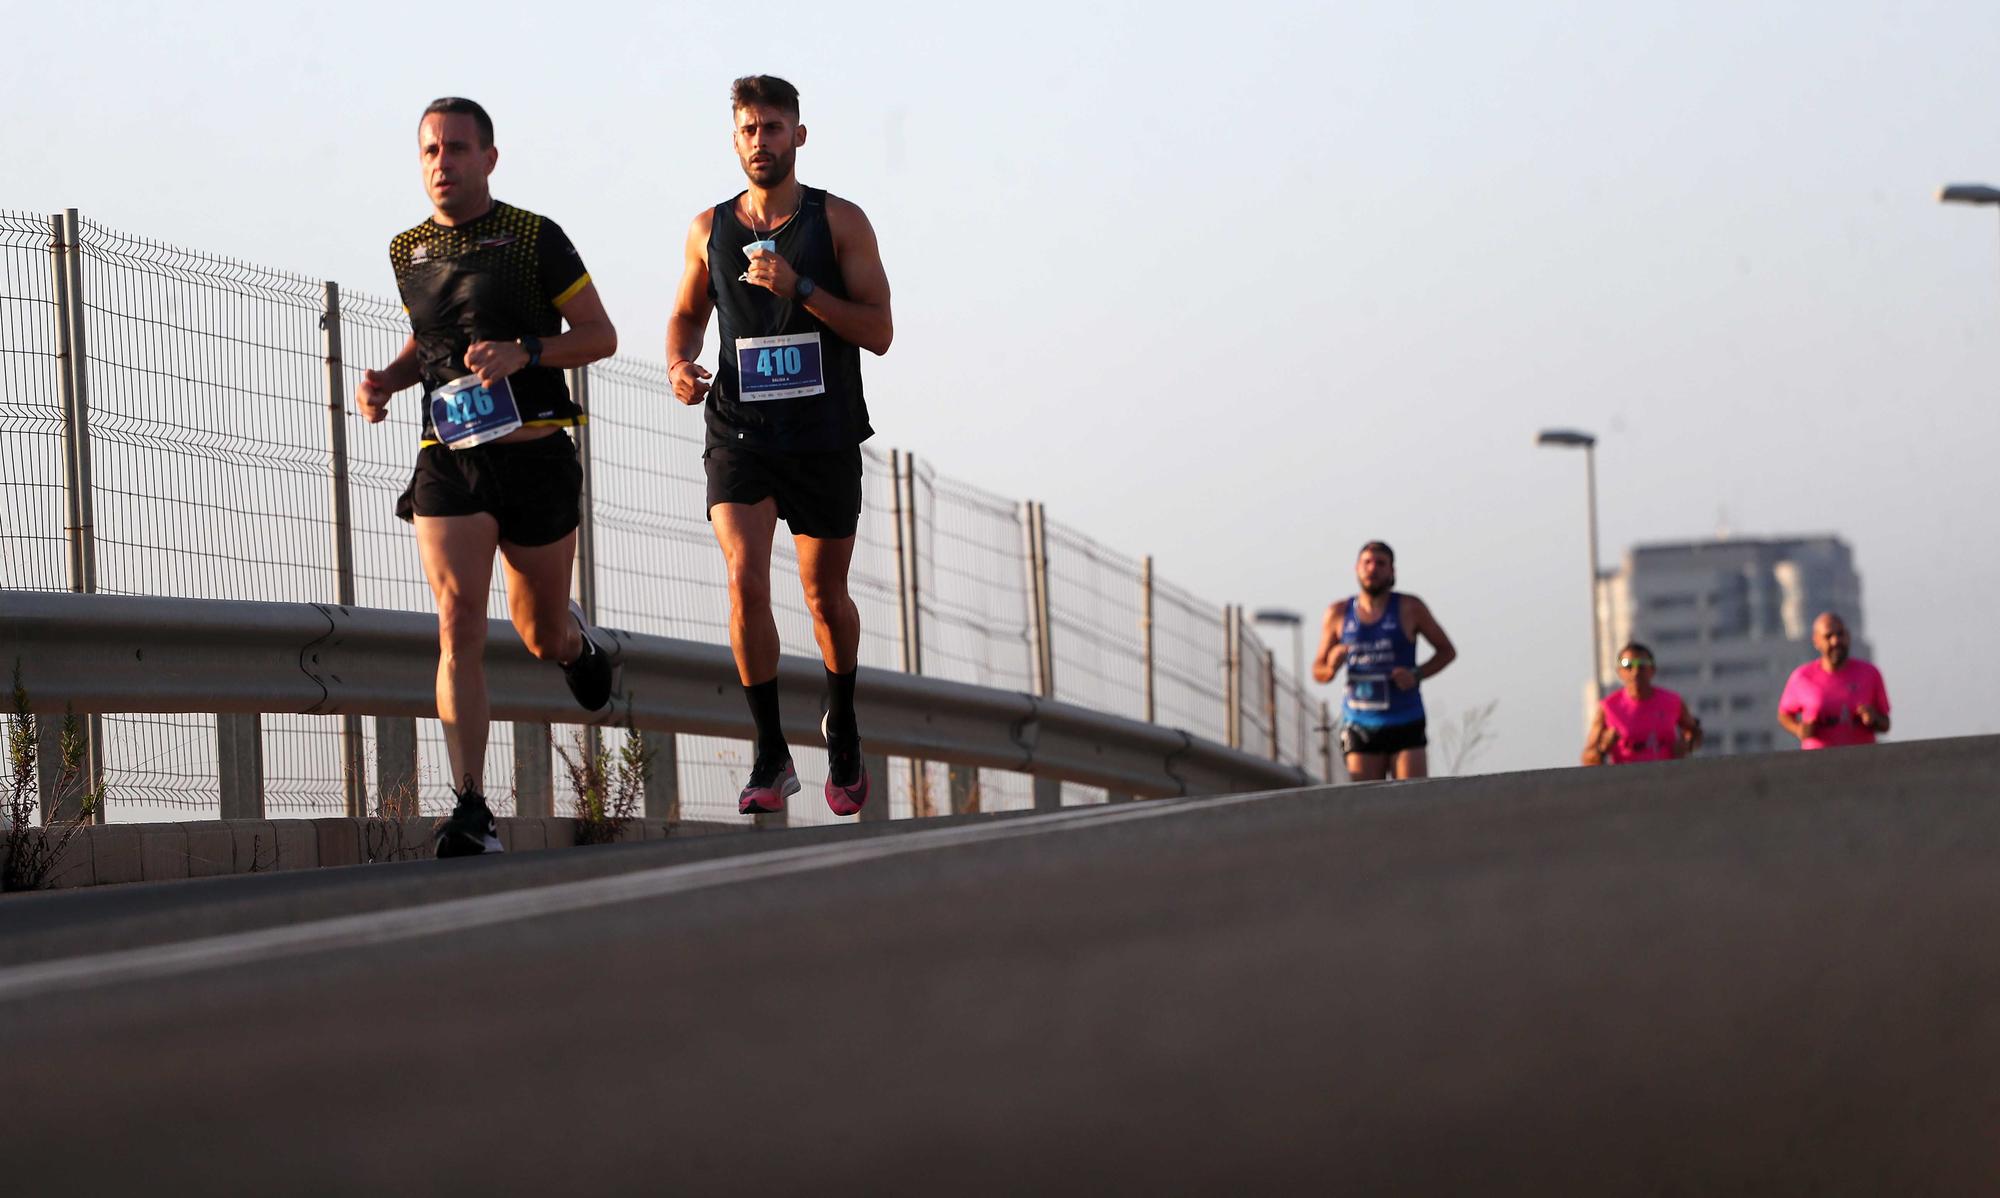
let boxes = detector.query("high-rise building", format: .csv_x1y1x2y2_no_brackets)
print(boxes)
1590,536,1869,757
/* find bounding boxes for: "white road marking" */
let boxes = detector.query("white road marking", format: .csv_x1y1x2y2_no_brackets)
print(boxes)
0,790,1285,1004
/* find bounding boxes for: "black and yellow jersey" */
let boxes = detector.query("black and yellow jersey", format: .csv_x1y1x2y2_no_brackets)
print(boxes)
388,201,592,443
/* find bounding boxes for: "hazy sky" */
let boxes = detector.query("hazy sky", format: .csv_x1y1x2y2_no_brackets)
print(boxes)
9,0,2000,772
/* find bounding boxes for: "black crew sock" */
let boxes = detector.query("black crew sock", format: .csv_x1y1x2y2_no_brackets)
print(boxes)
825,667,858,744
744,678,788,766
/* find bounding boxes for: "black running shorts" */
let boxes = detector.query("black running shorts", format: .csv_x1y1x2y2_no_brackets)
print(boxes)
1341,718,1429,758
704,445,864,540
396,432,582,547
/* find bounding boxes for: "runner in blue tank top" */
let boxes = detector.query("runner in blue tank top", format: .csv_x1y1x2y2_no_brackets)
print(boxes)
1311,541,1459,781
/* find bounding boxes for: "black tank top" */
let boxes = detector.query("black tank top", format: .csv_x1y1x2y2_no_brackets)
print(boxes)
705,187,873,453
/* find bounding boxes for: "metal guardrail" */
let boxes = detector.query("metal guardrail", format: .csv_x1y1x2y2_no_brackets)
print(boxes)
1,591,1313,814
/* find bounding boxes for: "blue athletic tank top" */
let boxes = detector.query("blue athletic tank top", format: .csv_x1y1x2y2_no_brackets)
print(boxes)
1340,593,1424,728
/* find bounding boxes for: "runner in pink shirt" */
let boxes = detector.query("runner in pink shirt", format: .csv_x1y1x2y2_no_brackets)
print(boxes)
1582,641,1702,765
1778,611,1890,750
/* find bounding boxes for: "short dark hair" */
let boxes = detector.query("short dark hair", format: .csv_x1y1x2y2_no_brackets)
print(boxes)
422,97,494,148
1618,641,1656,662
731,75,801,119
1358,540,1395,562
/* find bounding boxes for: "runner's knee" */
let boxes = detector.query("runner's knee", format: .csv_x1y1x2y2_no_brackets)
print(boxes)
801,576,851,627
728,566,772,614
436,593,488,653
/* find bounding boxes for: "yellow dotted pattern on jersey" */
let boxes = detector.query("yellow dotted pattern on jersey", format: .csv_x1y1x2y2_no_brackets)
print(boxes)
388,201,556,311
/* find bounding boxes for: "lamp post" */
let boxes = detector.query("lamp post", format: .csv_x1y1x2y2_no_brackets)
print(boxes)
1253,608,1306,763
1536,429,1605,700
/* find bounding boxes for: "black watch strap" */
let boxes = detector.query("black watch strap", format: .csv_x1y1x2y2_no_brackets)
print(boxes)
519,334,543,367
796,276,816,301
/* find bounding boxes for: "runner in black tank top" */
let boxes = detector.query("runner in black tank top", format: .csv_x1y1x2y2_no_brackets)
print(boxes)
667,75,895,820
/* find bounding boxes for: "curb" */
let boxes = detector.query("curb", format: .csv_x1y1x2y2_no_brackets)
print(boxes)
1,816,742,892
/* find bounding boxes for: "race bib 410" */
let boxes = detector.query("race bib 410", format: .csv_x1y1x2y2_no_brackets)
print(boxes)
735,332,826,402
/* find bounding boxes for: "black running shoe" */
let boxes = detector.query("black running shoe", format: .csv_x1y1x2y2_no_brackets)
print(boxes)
434,789,504,858
563,599,616,713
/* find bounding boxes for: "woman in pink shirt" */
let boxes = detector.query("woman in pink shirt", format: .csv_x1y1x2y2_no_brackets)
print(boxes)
1582,642,1703,765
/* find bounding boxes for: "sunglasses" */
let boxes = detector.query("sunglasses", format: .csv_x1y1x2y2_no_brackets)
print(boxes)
1618,657,1655,669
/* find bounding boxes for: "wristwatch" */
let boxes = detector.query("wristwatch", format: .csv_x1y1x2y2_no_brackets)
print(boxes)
795,276,816,301
519,334,543,367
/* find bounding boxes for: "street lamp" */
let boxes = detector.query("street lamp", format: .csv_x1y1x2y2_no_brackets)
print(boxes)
1938,183,2000,206
1535,429,1605,700
1253,608,1307,761
1938,184,2000,286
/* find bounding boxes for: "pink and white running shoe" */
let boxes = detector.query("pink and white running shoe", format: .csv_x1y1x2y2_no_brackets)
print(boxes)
738,757,799,815
821,713,870,817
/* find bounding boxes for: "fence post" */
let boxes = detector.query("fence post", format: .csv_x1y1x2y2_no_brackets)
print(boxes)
216,713,265,820
1032,502,1054,699
377,717,420,815
1141,554,1155,723
1263,646,1280,763
891,448,912,672
565,364,602,769
641,729,680,823
1319,700,1336,783
1223,605,1240,750
948,764,980,815
901,452,930,817
1023,501,1060,811
514,723,553,818
53,210,103,820
322,281,367,818
860,751,891,822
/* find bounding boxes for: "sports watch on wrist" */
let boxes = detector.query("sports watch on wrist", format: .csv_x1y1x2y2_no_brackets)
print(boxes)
519,334,543,367
795,276,816,301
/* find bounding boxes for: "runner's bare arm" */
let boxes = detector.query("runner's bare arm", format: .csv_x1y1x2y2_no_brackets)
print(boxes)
1312,600,1350,684
1581,708,1611,765
1777,706,1812,742
1404,595,1458,682
357,335,423,422
745,195,892,355
666,210,717,406
463,284,617,386
1676,701,1703,756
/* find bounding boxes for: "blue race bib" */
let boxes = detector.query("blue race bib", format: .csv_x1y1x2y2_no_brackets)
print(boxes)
1347,672,1391,712
735,332,826,402
430,375,524,449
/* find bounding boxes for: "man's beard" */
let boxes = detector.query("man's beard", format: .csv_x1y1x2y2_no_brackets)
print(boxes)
1824,645,1849,666
1360,578,1394,598
741,147,795,187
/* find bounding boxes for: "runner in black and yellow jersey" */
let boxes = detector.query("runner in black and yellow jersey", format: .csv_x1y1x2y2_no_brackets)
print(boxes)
667,75,894,818
356,97,619,857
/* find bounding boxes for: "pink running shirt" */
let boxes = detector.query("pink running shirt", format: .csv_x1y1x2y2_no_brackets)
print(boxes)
1778,658,1890,750
1601,687,1686,764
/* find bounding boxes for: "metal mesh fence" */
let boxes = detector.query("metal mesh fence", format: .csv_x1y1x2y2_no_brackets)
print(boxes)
911,463,1035,691
0,212,72,594
1044,518,1146,723
1237,624,1278,762
2,212,1325,819
1151,576,1228,744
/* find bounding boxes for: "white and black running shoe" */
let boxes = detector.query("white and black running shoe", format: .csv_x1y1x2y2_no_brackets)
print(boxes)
434,789,504,858
563,599,617,713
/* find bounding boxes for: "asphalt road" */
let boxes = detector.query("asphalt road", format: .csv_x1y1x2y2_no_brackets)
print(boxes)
5,736,2000,1196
